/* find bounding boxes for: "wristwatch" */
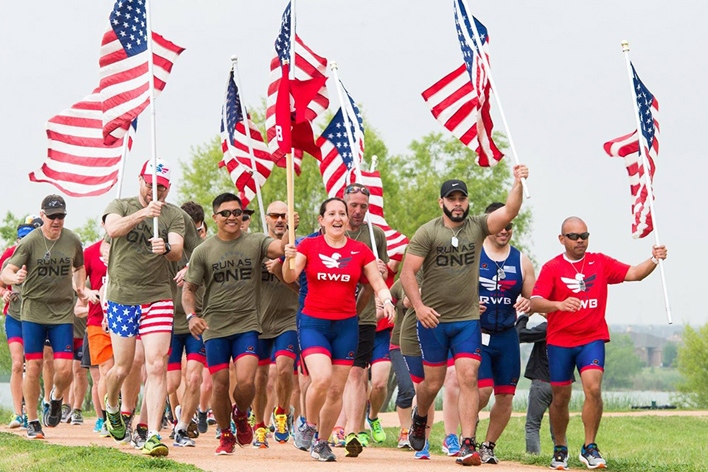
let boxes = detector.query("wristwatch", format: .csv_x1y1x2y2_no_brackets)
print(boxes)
163,242,171,255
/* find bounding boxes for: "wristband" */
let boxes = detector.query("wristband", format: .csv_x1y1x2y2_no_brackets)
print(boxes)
186,313,197,322
383,299,395,308
650,256,659,265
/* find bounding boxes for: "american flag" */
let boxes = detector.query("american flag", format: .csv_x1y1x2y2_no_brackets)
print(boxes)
99,0,184,145
354,170,409,261
265,1,329,174
317,84,365,198
29,90,136,197
219,70,274,208
422,1,502,167
603,63,659,239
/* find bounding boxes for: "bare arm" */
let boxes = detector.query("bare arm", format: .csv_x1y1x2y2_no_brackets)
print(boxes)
400,253,440,328
514,253,536,314
529,295,582,315
624,245,667,281
486,165,528,234
182,281,208,339
282,244,307,284
1,263,23,286
104,200,164,238
362,260,395,322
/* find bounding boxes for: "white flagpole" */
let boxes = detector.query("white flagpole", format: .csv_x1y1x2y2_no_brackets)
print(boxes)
620,40,672,324
114,135,130,199
329,61,379,261
285,0,297,268
459,0,530,199
232,56,267,231
144,0,159,239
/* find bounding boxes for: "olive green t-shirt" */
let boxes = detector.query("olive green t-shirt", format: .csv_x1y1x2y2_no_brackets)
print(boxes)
103,197,185,305
259,259,298,339
347,223,388,326
1,252,22,321
170,208,204,335
185,232,274,342
405,215,489,322
73,314,87,339
399,307,420,357
389,279,405,347
8,228,84,324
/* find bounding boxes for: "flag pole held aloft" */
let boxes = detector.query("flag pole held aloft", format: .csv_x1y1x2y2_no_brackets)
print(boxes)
144,0,160,239
620,40,671,324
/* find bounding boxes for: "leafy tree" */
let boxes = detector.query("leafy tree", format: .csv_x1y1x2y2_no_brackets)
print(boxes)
676,324,708,408
71,217,101,245
0,211,26,249
604,334,644,389
662,341,678,368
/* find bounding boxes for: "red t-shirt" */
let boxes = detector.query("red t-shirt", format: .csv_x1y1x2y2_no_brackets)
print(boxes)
84,240,108,327
0,245,17,315
532,252,630,348
299,235,375,320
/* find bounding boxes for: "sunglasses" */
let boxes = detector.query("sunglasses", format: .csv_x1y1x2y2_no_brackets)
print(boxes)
215,209,243,218
196,224,205,233
47,214,66,220
344,185,370,196
242,214,250,221
267,212,287,220
564,232,590,241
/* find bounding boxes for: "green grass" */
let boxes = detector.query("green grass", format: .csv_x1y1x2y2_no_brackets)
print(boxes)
0,432,204,472
373,415,708,472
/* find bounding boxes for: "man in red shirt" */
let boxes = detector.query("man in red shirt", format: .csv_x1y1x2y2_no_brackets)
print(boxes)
529,216,667,470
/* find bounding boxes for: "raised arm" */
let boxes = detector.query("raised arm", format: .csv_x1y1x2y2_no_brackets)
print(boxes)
487,165,528,234
624,245,667,281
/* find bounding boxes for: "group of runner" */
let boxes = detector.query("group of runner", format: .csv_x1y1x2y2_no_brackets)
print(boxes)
1,159,667,469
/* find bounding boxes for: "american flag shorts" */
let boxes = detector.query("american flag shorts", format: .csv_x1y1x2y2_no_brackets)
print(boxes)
106,300,174,338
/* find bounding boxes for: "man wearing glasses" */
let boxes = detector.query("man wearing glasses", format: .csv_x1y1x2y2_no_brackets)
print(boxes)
100,159,186,456
182,192,289,455
529,216,667,470
2,195,91,440
402,165,529,466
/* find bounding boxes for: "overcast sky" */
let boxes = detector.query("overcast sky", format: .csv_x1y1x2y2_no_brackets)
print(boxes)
1,1,704,326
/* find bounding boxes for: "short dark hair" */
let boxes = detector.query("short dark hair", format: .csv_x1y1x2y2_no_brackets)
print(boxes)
319,197,348,217
485,202,505,214
181,201,205,224
212,193,242,213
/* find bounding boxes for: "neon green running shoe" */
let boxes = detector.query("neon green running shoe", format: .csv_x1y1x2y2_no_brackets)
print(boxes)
104,394,126,441
357,431,370,448
367,416,387,443
142,434,169,457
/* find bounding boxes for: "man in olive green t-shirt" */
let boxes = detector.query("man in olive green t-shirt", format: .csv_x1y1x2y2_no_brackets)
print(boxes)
183,192,287,454
1,194,90,439
400,165,528,465
100,159,185,456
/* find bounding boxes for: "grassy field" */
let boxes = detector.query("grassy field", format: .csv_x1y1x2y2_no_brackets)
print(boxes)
374,414,708,472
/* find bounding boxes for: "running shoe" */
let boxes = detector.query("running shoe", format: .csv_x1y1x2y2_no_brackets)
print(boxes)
286,406,295,437
442,433,461,456
120,414,133,444
197,409,208,434
232,406,253,446
357,431,370,448
142,434,169,457
173,429,196,447
8,414,23,429
579,443,607,469
45,392,63,428
345,432,363,458
414,440,430,460
41,402,50,427
248,408,256,428
329,426,346,447
132,423,148,449
61,404,72,423
70,409,84,425
456,437,482,466
311,439,336,462
104,394,126,441
397,428,411,449
215,429,236,455
22,413,28,429
367,416,387,443
187,418,200,438
253,426,269,449
479,441,499,464
93,417,105,433
273,407,290,443
207,409,217,425
409,406,427,452
26,420,45,440
550,445,569,470
294,422,316,451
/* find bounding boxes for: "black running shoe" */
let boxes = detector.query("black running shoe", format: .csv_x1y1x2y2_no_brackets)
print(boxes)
408,406,428,452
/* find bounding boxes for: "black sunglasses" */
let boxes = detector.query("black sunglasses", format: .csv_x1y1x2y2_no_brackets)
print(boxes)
47,214,66,220
564,232,590,241
215,209,243,218
267,212,287,220
242,214,250,221
344,185,370,196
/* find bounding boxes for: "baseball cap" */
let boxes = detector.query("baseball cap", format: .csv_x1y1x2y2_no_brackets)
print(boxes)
140,158,171,187
242,208,255,215
440,179,468,198
25,215,43,228
41,194,67,216
17,224,35,239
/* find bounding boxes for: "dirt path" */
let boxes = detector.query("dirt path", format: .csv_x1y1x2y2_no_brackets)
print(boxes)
5,410,707,472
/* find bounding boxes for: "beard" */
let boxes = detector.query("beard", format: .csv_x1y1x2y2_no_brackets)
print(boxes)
443,205,469,223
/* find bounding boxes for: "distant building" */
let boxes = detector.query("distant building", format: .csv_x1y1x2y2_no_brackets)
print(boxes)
626,330,665,367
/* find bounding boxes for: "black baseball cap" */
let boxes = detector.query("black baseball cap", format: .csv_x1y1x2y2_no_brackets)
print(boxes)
440,180,468,198
41,194,67,216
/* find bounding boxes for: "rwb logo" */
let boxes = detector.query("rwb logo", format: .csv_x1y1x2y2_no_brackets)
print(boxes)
155,163,170,175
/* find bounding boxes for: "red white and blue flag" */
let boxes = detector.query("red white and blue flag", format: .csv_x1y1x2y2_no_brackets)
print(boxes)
265,1,329,174
317,84,365,198
29,90,136,197
219,70,274,208
99,0,184,145
422,2,502,167
604,63,658,239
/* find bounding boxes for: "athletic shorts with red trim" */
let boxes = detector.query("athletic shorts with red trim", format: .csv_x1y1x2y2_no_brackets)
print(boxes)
168,332,206,370
298,313,358,366
257,330,298,366
370,328,392,365
22,321,73,361
205,331,259,374
478,327,520,394
4,315,22,345
106,299,174,338
417,319,482,367
403,354,424,384
548,340,605,386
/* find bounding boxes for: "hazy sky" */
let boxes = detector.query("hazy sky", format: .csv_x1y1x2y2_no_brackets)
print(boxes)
1,1,705,326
